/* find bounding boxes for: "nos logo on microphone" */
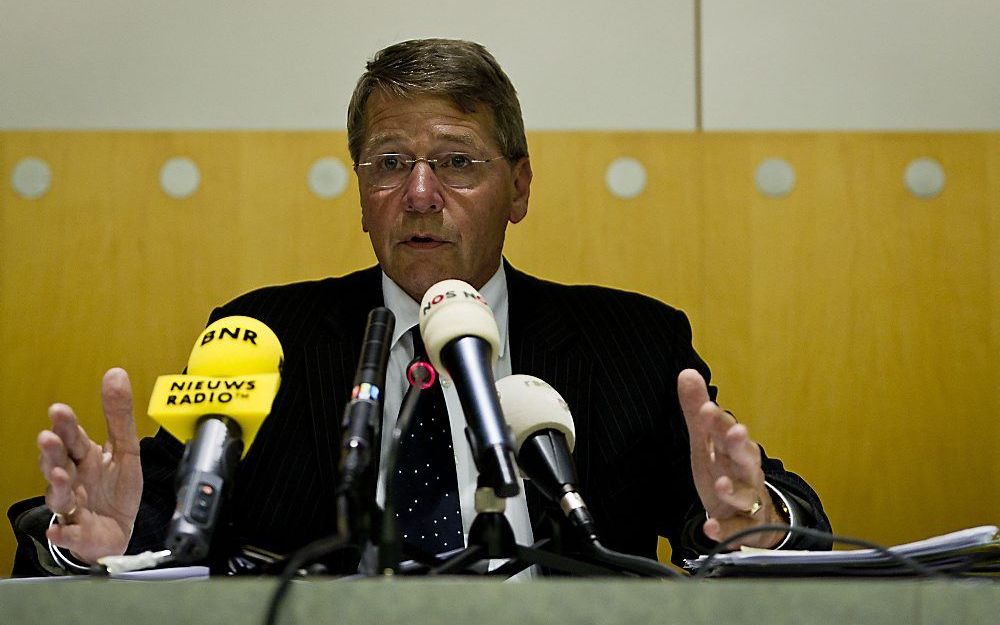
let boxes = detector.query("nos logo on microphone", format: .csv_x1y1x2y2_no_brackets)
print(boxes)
421,288,486,315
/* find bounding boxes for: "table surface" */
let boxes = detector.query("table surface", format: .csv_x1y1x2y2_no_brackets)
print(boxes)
1,576,997,625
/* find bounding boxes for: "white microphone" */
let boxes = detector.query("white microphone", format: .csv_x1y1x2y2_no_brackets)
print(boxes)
496,374,597,541
420,279,519,498
498,374,682,578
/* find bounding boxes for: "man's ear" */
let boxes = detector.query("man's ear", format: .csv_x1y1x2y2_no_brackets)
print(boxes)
509,157,532,224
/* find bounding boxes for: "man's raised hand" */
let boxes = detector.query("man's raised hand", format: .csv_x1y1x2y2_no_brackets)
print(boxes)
38,368,143,564
677,369,787,549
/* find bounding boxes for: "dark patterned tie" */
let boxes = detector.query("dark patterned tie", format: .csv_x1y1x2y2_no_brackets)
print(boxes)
393,327,464,556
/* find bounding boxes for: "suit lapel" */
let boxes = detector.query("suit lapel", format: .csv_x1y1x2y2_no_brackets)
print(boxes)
305,267,385,499
505,261,594,540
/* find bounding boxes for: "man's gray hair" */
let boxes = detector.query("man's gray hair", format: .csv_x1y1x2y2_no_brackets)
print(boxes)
347,38,528,164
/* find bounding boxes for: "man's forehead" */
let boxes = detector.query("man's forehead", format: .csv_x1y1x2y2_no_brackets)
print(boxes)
362,92,497,150
365,128,482,150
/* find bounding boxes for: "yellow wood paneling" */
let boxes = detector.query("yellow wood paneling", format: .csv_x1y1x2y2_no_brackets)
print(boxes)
506,132,706,323
2,131,996,574
697,134,998,550
0,132,376,573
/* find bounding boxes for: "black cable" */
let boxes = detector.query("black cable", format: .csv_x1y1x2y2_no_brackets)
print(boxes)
692,524,944,579
262,535,356,625
587,540,683,578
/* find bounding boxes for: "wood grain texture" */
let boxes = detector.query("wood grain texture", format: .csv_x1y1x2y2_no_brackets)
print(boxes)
2,131,996,573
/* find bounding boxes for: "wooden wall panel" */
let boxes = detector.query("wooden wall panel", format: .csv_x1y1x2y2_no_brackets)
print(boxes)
2,131,996,573
506,132,706,321
697,134,998,549
0,132,376,573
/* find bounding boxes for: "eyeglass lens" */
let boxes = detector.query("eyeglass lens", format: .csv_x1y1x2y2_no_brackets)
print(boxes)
361,154,490,189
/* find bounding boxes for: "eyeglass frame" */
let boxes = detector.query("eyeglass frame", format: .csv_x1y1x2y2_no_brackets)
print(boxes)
353,152,508,189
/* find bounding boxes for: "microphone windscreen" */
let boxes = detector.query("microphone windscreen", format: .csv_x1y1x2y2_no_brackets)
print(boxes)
186,316,283,376
419,279,501,380
496,374,576,453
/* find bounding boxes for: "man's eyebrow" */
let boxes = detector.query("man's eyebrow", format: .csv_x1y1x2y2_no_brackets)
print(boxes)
434,131,482,149
363,130,485,153
364,132,405,152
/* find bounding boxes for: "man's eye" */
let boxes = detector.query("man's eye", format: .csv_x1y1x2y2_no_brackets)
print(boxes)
379,155,402,171
444,154,472,169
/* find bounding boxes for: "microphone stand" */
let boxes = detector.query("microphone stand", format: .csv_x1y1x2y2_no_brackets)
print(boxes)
378,366,611,577
428,484,620,577
378,365,671,579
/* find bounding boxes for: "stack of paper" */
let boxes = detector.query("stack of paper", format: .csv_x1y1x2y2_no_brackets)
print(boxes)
686,525,1000,578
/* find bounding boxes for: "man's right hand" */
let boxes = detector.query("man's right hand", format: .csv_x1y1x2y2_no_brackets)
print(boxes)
37,367,143,564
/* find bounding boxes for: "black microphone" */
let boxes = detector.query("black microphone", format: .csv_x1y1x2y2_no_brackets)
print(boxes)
495,374,597,540
169,417,244,562
338,307,395,494
147,316,285,563
419,279,519,498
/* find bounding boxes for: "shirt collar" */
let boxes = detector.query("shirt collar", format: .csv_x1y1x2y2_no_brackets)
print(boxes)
381,264,509,358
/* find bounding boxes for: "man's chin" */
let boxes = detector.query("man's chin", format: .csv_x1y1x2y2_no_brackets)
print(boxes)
391,264,465,303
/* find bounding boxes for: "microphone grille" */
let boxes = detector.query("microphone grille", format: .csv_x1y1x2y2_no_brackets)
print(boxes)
187,316,284,376
419,279,500,379
496,375,575,453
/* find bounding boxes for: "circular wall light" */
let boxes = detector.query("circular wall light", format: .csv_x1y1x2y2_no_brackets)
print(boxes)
754,158,796,198
11,157,52,200
159,157,201,199
904,157,945,199
307,157,349,199
605,157,647,199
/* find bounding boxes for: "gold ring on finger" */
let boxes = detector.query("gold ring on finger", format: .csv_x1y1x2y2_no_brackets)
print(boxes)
55,505,78,525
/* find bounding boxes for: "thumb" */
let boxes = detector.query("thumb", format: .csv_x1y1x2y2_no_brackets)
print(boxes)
101,368,139,456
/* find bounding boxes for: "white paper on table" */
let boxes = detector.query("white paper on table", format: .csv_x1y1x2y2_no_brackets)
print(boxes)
686,525,999,568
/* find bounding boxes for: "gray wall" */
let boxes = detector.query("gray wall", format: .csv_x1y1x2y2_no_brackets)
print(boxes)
2,0,997,130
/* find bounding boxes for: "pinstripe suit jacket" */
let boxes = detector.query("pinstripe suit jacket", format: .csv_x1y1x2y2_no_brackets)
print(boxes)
122,262,829,570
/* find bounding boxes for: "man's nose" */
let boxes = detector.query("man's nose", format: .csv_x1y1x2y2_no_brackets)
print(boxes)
403,161,445,213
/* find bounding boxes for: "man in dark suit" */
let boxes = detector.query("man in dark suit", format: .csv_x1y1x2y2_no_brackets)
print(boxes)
25,39,829,575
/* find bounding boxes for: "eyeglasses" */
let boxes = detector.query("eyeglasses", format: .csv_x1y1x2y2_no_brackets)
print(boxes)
354,152,506,189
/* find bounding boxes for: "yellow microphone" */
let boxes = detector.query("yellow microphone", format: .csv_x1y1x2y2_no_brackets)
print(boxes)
147,315,284,563
148,315,283,450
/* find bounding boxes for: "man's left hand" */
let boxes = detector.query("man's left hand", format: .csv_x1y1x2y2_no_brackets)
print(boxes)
678,369,787,549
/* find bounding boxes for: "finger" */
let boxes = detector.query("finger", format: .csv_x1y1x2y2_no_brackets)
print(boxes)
44,466,77,514
677,369,712,426
38,430,74,481
713,475,761,513
45,520,93,561
48,403,92,463
699,402,737,465
101,368,139,456
38,429,79,514
723,423,762,471
703,517,724,543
